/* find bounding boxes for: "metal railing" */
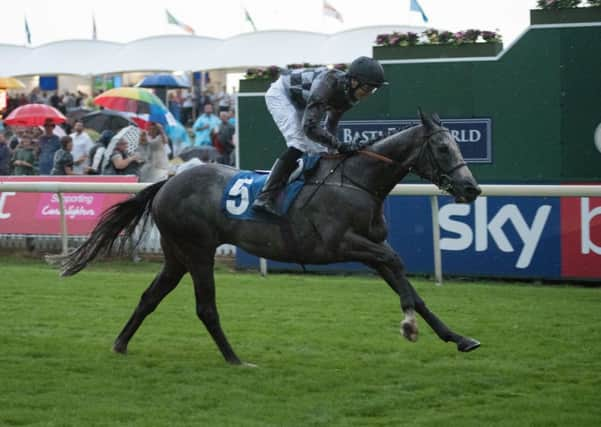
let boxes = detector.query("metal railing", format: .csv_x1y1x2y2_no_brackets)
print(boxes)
2,181,601,283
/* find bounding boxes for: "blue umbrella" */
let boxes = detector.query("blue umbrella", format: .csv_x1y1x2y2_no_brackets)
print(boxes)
166,119,191,154
136,74,190,89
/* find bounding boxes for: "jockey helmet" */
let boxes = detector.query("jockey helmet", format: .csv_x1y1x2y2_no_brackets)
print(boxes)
348,56,389,87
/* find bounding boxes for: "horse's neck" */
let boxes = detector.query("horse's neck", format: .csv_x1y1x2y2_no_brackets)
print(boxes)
341,126,424,200
370,125,423,165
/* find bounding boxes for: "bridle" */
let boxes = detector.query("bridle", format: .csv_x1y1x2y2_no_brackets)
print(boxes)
410,129,467,192
357,128,468,191
305,127,468,204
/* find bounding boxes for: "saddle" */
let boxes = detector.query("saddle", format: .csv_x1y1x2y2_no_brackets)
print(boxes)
221,154,321,220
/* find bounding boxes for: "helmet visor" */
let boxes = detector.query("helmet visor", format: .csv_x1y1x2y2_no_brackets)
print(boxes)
356,83,379,97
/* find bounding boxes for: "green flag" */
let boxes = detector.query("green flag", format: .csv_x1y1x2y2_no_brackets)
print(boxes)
165,9,195,34
244,8,257,32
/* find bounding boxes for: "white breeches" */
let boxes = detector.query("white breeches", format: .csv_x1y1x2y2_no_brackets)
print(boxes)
265,78,328,154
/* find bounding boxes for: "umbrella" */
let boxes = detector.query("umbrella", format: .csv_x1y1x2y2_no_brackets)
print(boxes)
123,110,179,130
82,110,137,133
0,77,25,89
94,87,169,124
136,74,190,89
101,125,141,172
136,74,190,105
66,107,93,121
4,104,66,126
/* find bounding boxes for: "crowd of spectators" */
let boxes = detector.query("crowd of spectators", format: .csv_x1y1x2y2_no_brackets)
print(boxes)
167,84,234,126
0,83,238,182
2,87,96,118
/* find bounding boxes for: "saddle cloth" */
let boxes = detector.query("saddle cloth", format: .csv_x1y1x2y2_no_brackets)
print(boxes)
222,154,320,220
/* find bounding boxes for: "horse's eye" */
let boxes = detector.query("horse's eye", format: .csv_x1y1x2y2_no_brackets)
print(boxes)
438,145,450,154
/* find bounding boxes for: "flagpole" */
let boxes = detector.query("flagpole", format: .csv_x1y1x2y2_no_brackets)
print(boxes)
92,12,97,40
24,15,31,46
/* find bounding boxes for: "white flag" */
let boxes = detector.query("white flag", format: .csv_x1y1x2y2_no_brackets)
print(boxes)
323,0,343,23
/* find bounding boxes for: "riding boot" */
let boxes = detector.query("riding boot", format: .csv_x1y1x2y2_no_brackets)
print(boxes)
252,147,303,216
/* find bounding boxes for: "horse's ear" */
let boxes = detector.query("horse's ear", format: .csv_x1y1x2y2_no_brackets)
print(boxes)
418,107,434,131
432,113,442,126
418,107,426,123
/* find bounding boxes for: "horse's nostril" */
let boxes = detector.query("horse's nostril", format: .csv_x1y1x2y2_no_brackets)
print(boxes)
464,184,481,198
470,185,482,196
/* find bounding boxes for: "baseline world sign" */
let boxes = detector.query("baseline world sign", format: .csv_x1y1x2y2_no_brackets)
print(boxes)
338,118,492,163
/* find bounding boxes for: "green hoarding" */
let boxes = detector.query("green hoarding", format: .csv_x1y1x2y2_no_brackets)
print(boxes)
238,24,600,183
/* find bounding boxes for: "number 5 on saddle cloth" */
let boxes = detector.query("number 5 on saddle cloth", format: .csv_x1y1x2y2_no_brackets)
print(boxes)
222,154,321,220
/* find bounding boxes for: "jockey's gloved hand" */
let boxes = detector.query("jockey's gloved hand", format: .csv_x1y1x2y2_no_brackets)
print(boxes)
338,138,376,153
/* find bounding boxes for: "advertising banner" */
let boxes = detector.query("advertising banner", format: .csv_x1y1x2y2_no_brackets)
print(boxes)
561,195,601,279
237,190,601,281
0,176,138,235
433,196,561,278
337,118,492,163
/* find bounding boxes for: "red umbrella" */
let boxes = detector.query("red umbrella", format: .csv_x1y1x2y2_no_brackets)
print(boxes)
4,104,66,127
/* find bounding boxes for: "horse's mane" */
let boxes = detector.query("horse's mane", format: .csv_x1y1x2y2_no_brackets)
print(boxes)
317,124,422,165
373,123,420,143
367,123,422,154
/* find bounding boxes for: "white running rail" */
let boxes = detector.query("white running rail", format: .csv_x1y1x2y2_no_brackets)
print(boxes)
2,181,601,283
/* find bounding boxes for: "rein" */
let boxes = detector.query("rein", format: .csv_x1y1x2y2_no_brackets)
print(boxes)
302,149,408,206
302,128,468,205
358,150,402,167
300,154,351,209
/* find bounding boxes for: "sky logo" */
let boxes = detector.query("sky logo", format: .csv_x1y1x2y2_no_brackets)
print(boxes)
436,196,561,277
439,197,552,269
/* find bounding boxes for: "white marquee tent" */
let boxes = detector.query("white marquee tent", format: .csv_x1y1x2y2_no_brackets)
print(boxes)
0,25,423,77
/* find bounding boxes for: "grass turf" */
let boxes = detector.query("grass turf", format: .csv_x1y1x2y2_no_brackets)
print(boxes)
1,256,600,426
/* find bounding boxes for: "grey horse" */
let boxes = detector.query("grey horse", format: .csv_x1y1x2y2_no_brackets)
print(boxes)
61,111,482,365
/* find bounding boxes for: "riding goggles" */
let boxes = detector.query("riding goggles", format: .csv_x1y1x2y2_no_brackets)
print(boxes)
358,83,379,94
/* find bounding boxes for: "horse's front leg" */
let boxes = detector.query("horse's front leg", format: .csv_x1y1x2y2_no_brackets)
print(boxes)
339,232,479,351
372,262,480,352
339,232,418,342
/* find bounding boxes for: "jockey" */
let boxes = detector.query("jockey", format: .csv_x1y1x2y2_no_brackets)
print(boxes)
252,56,388,216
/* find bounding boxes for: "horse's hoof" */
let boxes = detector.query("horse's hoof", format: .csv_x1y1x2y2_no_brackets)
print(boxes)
457,337,480,352
401,319,418,342
112,342,128,354
241,362,258,368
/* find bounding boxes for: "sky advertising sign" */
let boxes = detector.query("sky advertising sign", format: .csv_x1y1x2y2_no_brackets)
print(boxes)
237,191,601,281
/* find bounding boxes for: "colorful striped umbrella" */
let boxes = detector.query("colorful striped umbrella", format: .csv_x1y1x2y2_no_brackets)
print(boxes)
93,87,169,123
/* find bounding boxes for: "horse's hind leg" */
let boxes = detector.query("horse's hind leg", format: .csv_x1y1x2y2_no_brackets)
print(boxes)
188,254,242,365
113,239,186,354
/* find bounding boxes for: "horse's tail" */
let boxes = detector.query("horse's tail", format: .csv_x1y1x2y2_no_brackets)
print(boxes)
60,179,168,277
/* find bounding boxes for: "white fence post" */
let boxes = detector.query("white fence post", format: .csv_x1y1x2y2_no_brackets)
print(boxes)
430,196,443,286
259,257,268,276
57,192,68,255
